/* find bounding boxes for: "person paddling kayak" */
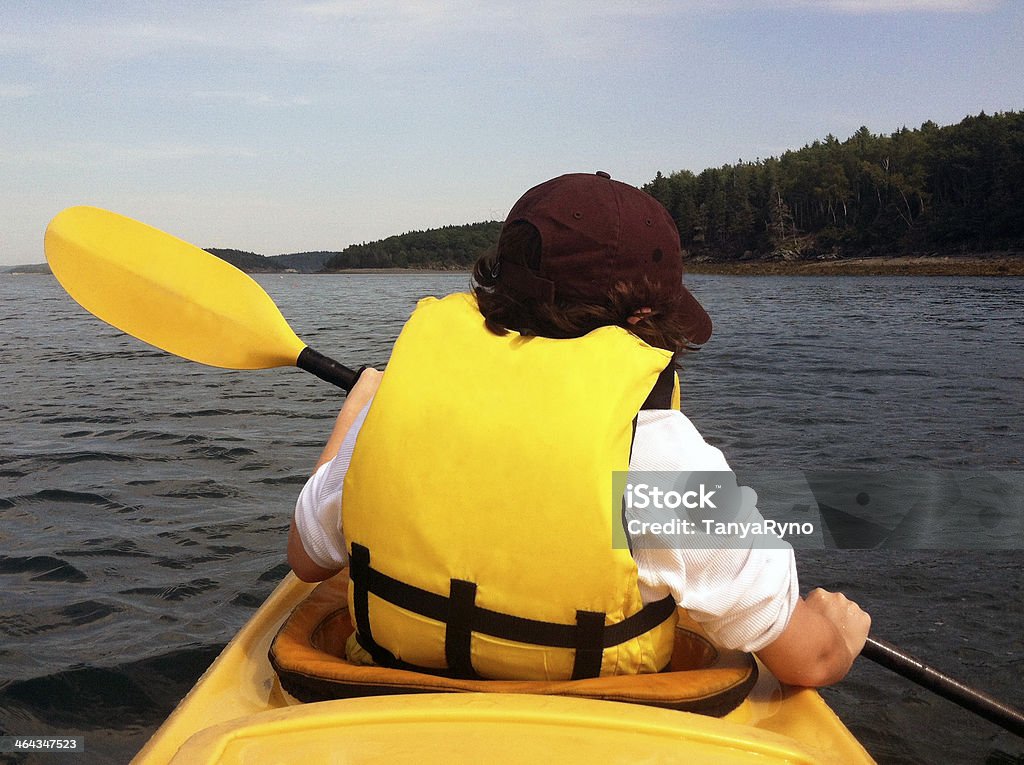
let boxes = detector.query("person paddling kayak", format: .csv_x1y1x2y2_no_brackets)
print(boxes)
288,171,870,687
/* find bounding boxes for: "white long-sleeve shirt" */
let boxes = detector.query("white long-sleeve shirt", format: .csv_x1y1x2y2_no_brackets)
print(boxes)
294,404,798,653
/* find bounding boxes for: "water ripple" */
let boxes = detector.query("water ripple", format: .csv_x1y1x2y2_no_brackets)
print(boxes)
0,556,88,583
119,578,220,601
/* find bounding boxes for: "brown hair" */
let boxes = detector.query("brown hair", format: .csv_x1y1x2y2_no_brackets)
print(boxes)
471,222,700,354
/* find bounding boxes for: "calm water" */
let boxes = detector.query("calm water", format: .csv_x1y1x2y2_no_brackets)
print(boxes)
1,273,1022,764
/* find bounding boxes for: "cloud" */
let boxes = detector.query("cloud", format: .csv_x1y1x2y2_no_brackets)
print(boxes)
0,84,35,99
0,142,256,166
3,19,224,73
299,0,999,20
299,0,451,22
4,3,464,73
807,0,997,11
12,0,997,78
734,0,1000,11
597,0,1001,12
1,0,1007,101
190,90,312,108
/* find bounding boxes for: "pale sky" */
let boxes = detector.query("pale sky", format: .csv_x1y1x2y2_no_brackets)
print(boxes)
2,0,1021,266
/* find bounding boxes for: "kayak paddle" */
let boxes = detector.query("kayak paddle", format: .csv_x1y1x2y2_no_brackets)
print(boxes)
862,636,1024,738
44,206,362,390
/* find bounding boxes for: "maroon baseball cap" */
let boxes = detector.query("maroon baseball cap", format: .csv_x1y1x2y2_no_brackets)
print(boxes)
496,171,712,345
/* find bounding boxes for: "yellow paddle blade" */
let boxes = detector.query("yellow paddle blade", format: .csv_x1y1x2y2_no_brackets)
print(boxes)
45,206,308,370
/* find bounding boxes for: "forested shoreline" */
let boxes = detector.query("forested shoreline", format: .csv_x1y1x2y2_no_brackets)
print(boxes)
322,221,501,271
197,222,502,274
317,111,1024,274
645,111,1024,264
12,111,1018,276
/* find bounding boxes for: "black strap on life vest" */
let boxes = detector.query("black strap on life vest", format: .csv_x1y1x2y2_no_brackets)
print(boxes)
640,361,677,411
348,542,676,681
621,360,677,555
445,578,480,679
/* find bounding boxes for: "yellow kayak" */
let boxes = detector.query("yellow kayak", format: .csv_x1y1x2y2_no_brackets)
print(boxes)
132,572,875,764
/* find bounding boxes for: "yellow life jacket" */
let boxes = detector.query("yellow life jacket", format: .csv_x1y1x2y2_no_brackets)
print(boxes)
342,292,679,681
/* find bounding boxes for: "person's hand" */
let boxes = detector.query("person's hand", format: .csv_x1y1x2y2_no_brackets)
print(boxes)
757,588,871,686
313,366,384,471
347,367,383,408
291,366,386,582
805,587,871,661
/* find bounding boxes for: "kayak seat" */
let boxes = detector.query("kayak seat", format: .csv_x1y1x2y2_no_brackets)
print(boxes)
269,570,758,717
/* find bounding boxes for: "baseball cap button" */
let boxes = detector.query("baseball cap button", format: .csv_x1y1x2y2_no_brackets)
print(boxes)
595,171,611,179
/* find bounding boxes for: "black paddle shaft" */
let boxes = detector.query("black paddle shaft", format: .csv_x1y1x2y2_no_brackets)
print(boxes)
862,637,1024,738
296,347,364,391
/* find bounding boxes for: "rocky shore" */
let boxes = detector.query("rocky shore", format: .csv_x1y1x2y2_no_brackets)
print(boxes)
686,253,1024,277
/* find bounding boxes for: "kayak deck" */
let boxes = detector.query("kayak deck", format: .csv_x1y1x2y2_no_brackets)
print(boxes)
132,574,875,764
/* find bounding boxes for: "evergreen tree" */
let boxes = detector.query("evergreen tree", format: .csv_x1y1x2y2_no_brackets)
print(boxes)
645,111,1024,260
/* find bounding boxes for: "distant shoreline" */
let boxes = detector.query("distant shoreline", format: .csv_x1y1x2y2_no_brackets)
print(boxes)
322,268,471,275
8,254,1023,278
256,253,1024,277
685,254,1024,277
247,258,1024,277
